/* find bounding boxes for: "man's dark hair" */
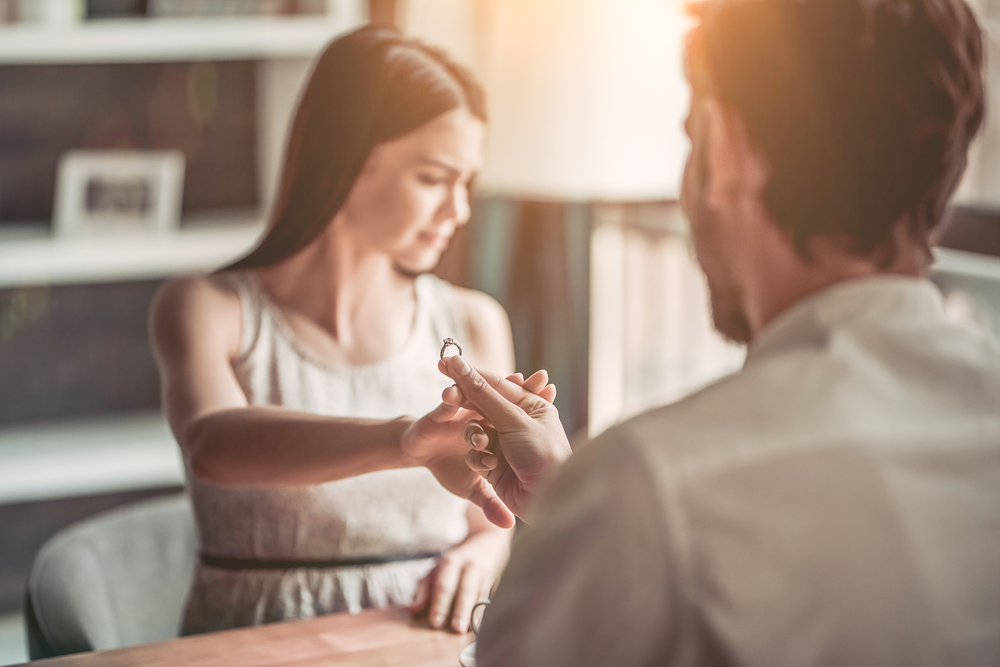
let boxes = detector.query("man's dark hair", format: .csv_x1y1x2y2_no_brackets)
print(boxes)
687,0,985,260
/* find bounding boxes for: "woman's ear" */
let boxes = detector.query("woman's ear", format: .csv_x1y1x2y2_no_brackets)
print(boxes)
703,99,770,213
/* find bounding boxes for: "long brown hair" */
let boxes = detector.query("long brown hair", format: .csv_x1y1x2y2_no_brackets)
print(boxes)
227,26,487,270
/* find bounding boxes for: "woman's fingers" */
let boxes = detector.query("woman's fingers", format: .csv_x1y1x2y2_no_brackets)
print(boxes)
428,555,462,629
468,439,511,494
441,384,463,407
420,555,492,633
424,400,462,424
410,573,431,616
442,385,487,417
466,449,497,475
465,477,515,529
464,421,492,451
450,564,483,633
442,357,538,429
538,383,557,403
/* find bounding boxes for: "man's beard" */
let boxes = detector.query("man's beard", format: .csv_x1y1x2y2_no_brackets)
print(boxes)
685,196,752,345
705,276,752,345
681,103,752,345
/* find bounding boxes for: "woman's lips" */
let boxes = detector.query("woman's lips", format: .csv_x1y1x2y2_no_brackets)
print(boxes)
418,232,451,251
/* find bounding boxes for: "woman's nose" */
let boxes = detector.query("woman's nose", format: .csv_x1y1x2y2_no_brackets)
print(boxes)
444,183,471,226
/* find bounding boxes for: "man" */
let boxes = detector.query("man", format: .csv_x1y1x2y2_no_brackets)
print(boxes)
437,0,1000,664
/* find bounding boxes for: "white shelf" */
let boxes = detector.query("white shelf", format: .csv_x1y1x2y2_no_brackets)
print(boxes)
0,13,364,64
0,412,185,505
0,219,265,287
932,247,1000,282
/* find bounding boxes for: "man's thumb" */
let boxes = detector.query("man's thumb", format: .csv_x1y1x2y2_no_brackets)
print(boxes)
445,356,526,428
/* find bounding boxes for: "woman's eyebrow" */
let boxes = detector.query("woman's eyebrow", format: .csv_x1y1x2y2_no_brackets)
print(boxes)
417,157,463,174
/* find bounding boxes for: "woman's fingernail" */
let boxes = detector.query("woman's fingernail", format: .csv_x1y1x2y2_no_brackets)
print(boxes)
433,614,445,626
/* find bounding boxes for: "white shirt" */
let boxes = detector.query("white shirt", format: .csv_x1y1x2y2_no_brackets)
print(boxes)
477,277,1000,667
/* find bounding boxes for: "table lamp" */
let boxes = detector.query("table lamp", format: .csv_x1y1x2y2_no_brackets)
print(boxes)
402,0,694,435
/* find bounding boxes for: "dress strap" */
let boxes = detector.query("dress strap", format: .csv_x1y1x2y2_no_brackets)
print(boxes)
215,270,264,358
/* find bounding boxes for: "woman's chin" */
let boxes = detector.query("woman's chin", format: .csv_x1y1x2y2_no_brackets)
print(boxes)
393,252,442,277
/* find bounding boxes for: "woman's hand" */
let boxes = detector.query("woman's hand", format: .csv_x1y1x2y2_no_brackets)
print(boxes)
400,403,516,529
398,398,480,466
410,527,510,633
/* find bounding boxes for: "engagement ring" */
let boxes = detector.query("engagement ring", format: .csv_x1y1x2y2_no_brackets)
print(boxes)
440,337,462,360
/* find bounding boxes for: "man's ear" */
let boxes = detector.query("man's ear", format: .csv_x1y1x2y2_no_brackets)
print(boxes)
704,99,770,212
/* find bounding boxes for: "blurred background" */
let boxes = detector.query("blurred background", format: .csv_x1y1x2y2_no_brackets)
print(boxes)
0,0,997,663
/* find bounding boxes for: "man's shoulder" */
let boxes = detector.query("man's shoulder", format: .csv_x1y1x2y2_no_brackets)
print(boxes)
608,363,789,461
610,320,1000,481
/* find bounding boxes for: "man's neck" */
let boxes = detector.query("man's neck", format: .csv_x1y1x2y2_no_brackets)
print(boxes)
744,224,930,341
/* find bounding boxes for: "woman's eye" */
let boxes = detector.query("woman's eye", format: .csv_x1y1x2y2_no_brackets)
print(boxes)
417,174,448,186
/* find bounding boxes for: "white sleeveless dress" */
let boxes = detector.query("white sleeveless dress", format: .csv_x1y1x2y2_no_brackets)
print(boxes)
181,271,471,634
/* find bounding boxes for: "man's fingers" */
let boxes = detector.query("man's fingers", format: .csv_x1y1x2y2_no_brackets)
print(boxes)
444,355,523,428
444,361,554,414
521,369,549,395
444,356,548,429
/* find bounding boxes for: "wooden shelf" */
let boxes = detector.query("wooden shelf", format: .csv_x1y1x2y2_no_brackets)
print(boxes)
0,412,184,505
0,218,265,287
0,9,364,64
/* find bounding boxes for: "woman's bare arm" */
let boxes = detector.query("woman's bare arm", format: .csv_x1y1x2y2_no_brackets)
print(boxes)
150,276,417,487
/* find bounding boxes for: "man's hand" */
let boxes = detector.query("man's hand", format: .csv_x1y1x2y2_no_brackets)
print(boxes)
440,355,572,522
400,405,516,529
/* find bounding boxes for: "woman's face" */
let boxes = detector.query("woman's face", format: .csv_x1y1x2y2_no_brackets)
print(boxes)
336,107,486,273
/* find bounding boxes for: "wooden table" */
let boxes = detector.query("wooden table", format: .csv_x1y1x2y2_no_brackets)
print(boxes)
22,607,474,666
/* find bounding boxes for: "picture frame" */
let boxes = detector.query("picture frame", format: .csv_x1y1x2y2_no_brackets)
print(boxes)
53,150,185,237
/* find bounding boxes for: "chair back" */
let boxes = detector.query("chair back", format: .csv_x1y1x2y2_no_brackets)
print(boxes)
26,493,196,658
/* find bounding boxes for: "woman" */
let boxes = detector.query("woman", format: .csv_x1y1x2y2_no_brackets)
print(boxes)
150,27,540,635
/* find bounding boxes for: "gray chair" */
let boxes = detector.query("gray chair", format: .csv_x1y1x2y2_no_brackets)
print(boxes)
25,493,197,658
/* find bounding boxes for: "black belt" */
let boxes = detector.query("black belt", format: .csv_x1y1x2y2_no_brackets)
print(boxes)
201,551,442,570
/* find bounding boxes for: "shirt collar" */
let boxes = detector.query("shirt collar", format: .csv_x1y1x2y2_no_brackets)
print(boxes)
744,276,947,366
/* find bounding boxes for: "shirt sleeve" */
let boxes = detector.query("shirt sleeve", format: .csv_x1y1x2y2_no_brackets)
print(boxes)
475,428,681,667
